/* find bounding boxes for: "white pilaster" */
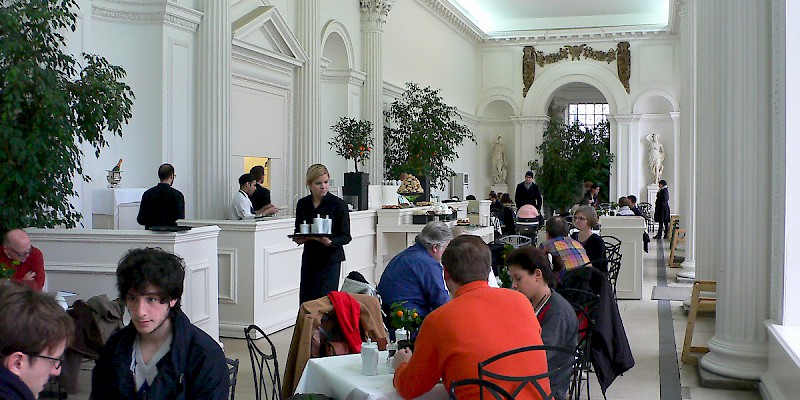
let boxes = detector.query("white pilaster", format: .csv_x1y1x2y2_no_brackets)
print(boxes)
612,114,638,199
296,0,322,196
678,0,697,277
196,0,231,219
513,115,548,187
360,0,393,184
696,0,770,380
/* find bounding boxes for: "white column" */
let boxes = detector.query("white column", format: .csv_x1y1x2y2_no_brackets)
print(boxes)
360,0,394,184
296,0,322,196
195,0,231,219
696,0,770,380
513,115,548,182
612,114,638,199
677,3,698,277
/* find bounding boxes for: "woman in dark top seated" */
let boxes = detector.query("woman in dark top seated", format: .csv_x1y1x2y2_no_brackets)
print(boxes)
499,193,516,235
571,205,607,272
506,246,577,400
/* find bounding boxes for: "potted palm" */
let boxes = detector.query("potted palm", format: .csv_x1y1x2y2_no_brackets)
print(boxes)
329,117,373,210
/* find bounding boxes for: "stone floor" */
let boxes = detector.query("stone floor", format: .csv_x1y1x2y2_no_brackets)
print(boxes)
66,239,762,400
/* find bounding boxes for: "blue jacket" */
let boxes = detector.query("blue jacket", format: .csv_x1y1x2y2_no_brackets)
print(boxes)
0,366,35,400
90,309,229,400
377,243,449,317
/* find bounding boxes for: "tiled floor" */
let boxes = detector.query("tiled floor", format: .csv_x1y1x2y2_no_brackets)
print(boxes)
67,241,761,399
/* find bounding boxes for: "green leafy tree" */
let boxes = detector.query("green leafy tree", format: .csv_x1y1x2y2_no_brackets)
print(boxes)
384,82,475,190
529,119,614,213
0,0,134,230
328,117,373,173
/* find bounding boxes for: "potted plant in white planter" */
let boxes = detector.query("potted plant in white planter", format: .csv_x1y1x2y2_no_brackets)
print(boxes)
328,117,374,210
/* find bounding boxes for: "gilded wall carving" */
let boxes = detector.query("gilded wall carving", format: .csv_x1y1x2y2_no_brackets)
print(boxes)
522,41,632,96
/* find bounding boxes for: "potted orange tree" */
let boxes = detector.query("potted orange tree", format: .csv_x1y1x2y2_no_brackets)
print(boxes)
329,117,374,210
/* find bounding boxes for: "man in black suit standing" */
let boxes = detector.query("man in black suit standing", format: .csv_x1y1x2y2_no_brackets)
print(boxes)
514,171,542,212
137,163,185,229
654,179,671,239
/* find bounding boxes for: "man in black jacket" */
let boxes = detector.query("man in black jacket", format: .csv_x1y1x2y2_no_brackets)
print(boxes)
91,248,228,400
137,163,186,229
0,281,74,400
514,171,543,211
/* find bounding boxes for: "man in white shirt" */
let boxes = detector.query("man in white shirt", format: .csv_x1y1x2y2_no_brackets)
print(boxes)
231,173,275,220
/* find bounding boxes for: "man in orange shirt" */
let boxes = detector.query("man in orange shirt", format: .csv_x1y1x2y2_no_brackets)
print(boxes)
392,235,550,399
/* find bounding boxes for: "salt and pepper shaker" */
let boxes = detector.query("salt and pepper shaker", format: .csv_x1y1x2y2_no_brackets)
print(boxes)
361,337,379,376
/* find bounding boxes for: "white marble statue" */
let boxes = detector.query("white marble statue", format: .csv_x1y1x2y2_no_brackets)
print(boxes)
647,133,665,184
491,135,507,185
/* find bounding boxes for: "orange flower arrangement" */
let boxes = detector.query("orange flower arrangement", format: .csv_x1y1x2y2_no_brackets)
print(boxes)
389,301,423,335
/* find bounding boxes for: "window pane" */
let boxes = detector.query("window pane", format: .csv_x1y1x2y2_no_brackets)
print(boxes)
595,104,603,114
603,104,609,114
569,104,578,113
577,104,585,114
586,115,595,127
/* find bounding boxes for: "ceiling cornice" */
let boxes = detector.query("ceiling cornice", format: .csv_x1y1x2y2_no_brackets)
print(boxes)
418,0,680,46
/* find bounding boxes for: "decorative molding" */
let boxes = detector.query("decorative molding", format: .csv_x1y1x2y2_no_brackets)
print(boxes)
416,0,678,46
523,42,631,96
360,0,394,24
217,248,238,304
415,0,484,43
232,5,308,72
91,1,202,33
321,68,367,86
383,81,404,99
186,259,211,325
321,19,357,69
45,263,118,274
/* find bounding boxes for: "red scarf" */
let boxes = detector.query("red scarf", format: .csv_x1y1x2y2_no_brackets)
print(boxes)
327,291,362,353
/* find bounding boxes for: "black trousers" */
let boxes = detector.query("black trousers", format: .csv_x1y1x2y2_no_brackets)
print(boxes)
656,221,670,238
299,261,341,304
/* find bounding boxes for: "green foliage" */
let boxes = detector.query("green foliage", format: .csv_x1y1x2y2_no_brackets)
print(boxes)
384,82,475,190
328,117,373,173
529,119,614,213
0,260,20,279
0,0,134,230
389,301,423,334
498,243,515,288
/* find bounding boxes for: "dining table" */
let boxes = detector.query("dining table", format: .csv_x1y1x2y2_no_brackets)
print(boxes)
294,351,448,400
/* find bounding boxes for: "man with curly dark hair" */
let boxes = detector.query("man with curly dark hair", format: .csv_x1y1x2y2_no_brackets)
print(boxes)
91,247,228,399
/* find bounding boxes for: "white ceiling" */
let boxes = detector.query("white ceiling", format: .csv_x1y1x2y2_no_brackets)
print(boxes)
447,0,671,34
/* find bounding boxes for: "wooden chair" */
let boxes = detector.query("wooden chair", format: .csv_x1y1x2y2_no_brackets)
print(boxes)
668,228,686,268
681,281,717,365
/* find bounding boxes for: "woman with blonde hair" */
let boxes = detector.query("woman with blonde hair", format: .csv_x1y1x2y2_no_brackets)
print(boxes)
570,205,607,272
293,164,352,303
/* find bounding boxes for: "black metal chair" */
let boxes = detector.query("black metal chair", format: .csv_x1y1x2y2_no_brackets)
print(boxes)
477,345,576,400
638,202,654,233
449,378,514,400
245,325,281,400
555,288,599,400
226,357,240,400
601,235,623,296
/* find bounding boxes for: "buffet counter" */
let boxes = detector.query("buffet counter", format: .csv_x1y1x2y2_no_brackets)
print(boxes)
180,210,376,337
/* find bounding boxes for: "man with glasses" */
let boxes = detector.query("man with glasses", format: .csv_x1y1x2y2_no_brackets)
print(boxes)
0,280,74,400
137,163,186,229
377,222,453,337
1,229,45,291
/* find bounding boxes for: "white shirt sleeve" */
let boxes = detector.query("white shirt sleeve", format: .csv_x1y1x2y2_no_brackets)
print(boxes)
231,191,255,220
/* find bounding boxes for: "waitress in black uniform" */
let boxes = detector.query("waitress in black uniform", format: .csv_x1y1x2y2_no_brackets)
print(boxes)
293,164,352,303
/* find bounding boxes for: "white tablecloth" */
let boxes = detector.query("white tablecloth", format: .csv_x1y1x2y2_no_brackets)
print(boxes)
295,352,447,400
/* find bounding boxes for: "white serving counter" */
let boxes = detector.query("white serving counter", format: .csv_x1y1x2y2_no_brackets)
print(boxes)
27,226,221,340
599,216,646,300
180,210,377,337
374,203,493,283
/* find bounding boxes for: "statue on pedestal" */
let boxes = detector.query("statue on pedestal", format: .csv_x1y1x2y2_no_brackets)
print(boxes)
491,135,507,185
647,133,665,184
